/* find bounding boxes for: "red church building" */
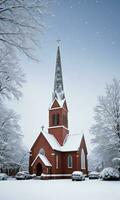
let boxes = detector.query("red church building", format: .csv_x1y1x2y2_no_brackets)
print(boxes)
29,45,88,178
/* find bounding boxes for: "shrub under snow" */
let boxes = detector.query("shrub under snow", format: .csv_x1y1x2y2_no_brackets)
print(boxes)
100,167,119,180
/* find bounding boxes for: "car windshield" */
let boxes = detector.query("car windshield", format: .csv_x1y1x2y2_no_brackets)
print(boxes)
89,172,99,175
17,172,24,176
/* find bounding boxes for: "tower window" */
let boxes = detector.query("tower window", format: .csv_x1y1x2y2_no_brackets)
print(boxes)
52,114,59,126
67,155,73,168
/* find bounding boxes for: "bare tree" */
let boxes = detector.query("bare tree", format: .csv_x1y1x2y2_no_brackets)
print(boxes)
91,79,120,167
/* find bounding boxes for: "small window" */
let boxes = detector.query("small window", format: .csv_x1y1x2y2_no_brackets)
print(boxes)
56,155,59,169
39,148,45,155
52,114,59,126
67,155,72,168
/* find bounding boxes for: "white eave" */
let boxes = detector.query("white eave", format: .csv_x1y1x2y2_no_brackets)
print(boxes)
42,131,61,151
31,154,52,167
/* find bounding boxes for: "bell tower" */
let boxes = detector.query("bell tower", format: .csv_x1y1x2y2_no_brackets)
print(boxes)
48,45,69,146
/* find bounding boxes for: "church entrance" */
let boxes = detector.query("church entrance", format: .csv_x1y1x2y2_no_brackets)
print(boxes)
36,163,42,176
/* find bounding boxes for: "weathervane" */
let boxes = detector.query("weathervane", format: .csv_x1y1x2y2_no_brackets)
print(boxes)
56,39,61,46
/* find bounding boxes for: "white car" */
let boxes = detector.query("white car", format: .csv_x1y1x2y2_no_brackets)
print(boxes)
0,173,8,180
15,171,32,180
72,171,85,181
89,171,99,179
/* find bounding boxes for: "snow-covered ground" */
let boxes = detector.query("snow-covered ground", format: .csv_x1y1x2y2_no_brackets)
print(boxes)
0,178,120,200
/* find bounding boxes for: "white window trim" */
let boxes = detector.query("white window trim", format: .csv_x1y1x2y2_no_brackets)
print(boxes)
49,125,68,130
56,155,59,169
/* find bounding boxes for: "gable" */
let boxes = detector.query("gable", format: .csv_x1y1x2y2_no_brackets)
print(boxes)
79,135,88,154
51,99,61,109
30,132,53,152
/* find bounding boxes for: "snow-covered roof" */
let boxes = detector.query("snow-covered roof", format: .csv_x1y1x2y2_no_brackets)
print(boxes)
42,131,83,152
42,132,61,151
39,154,52,167
61,134,83,152
31,154,52,167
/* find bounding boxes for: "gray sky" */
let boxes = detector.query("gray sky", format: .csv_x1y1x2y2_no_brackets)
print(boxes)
10,0,120,152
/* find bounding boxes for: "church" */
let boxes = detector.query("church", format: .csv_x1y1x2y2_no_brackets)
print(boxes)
29,45,88,178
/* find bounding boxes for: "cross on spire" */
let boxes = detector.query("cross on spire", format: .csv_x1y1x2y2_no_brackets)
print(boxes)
41,125,44,131
56,39,61,46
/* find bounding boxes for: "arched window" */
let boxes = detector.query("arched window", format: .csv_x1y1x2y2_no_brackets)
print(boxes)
81,149,85,169
52,114,59,126
67,155,73,168
39,148,45,155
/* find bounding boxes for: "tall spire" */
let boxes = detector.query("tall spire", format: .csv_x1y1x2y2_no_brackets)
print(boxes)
52,45,65,102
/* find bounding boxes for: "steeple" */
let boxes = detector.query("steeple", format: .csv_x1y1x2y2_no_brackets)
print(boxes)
48,44,69,146
52,45,65,102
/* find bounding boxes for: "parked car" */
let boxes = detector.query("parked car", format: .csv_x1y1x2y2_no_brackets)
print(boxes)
72,171,85,181
100,167,119,180
0,173,8,180
89,171,99,179
15,171,33,180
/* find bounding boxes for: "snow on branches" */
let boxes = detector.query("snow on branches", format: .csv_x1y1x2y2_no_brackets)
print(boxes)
0,46,25,100
0,103,25,168
91,79,120,168
0,0,51,60
0,0,51,171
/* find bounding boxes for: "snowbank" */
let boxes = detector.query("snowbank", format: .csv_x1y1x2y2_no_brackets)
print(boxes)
0,179,120,200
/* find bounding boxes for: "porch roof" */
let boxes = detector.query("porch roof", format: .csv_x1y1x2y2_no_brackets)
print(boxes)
31,154,52,167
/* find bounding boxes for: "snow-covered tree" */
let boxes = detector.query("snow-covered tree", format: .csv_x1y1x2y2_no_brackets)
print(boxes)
0,46,26,171
0,0,52,172
0,0,51,59
91,79,120,167
0,46,25,100
0,103,26,170
88,152,104,172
